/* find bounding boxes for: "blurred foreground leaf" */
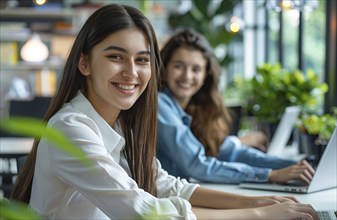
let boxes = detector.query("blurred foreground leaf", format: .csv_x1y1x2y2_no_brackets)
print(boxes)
0,117,93,167
0,198,41,220
0,117,95,219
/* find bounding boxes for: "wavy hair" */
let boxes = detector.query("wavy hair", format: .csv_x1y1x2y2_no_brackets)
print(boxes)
160,28,232,156
11,4,161,203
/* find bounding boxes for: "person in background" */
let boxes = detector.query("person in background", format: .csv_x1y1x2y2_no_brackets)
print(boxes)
10,5,318,220
157,28,314,185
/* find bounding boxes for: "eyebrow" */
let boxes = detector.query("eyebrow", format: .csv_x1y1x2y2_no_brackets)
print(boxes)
171,60,205,68
103,45,150,55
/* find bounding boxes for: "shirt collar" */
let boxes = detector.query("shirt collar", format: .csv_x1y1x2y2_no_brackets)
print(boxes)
162,88,192,127
70,92,125,154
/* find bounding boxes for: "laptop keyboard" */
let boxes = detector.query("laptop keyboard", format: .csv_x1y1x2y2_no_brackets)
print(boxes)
317,211,337,220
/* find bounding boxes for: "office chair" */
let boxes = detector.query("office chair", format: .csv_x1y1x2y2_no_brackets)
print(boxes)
9,96,51,119
16,155,28,173
1,96,52,137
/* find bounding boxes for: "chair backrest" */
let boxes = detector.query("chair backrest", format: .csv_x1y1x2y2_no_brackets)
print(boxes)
16,155,28,173
1,96,52,137
9,96,51,119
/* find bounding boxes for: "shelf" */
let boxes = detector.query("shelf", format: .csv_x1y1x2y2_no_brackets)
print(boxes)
1,60,64,71
1,8,76,19
0,7,97,19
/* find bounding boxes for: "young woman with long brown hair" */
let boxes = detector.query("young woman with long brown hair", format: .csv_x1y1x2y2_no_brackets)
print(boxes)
11,5,318,220
157,28,314,185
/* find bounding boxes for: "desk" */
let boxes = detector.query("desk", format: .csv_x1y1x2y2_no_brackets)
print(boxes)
0,137,34,198
0,137,34,154
201,183,337,211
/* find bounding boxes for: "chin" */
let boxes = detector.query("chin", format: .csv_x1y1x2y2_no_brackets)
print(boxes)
120,102,137,110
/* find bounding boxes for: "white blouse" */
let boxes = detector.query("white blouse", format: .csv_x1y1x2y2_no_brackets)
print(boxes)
30,92,198,219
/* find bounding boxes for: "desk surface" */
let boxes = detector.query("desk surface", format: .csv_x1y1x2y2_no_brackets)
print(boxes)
1,138,336,211
0,137,34,154
201,183,337,211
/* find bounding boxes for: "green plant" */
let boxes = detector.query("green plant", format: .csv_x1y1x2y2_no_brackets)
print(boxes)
297,107,337,144
167,0,241,67
0,198,41,220
244,63,328,123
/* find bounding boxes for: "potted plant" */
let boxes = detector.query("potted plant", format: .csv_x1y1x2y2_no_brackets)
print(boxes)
241,63,328,139
296,107,337,159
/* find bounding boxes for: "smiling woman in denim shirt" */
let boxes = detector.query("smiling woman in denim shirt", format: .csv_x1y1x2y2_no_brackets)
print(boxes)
157,28,314,184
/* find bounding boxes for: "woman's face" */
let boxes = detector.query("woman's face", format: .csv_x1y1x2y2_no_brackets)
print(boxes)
78,28,151,124
166,47,207,108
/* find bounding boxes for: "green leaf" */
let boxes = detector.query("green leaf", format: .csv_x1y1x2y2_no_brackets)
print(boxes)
192,0,209,20
168,12,201,30
213,0,239,16
0,117,93,167
206,30,235,47
0,198,42,220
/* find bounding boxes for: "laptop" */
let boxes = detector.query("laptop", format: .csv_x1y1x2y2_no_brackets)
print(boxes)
240,125,337,194
266,106,301,156
316,211,337,220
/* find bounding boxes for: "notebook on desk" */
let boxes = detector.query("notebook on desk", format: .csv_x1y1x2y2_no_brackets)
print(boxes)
240,125,337,194
266,106,301,156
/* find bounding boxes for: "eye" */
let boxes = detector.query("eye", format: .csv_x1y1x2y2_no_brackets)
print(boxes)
107,54,123,61
173,63,184,70
136,56,150,64
192,66,202,74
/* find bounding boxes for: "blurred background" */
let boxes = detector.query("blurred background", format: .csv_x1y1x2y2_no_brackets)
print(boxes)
0,0,336,199
0,0,336,139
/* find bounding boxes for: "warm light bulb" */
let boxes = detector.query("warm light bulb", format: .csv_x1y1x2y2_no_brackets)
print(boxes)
230,23,240,33
20,33,49,62
33,0,47,6
280,0,292,10
229,16,241,33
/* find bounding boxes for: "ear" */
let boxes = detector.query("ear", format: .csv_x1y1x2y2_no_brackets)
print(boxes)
78,53,90,76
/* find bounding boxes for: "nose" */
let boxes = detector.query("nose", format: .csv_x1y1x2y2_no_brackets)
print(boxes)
121,60,138,79
182,67,193,80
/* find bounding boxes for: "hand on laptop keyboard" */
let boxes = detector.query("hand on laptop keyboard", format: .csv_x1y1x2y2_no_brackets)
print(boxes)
255,202,319,220
269,160,315,184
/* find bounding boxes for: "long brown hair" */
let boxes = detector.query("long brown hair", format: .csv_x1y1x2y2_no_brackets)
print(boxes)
160,28,232,156
11,4,161,203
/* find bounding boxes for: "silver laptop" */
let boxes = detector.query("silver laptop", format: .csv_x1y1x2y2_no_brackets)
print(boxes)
240,125,337,194
316,211,337,220
267,106,301,156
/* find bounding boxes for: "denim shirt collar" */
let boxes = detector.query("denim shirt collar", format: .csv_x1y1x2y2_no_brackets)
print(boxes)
162,88,192,127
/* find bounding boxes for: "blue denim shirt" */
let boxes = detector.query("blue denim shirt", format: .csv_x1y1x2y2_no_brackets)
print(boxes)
157,89,296,184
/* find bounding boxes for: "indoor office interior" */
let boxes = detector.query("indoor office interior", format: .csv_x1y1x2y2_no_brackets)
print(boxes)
0,0,336,203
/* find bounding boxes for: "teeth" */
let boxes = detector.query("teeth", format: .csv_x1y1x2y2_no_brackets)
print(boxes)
116,83,135,90
177,82,191,89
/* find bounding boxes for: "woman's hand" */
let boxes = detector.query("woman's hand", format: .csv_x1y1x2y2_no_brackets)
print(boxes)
246,195,299,208
255,201,319,220
193,199,319,220
269,160,315,184
246,196,319,219
239,131,269,152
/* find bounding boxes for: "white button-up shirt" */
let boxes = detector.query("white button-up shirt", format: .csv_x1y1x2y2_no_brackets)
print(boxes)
30,92,198,219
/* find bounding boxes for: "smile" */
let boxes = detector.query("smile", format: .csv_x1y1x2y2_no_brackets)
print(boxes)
114,83,136,90
176,81,193,89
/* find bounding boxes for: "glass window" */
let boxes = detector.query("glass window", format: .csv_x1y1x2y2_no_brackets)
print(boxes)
283,9,299,71
303,1,325,80
267,10,280,64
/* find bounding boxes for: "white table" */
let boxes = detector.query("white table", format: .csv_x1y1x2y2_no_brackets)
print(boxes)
201,183,337,211
0,137,34,154
0,137,34,198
